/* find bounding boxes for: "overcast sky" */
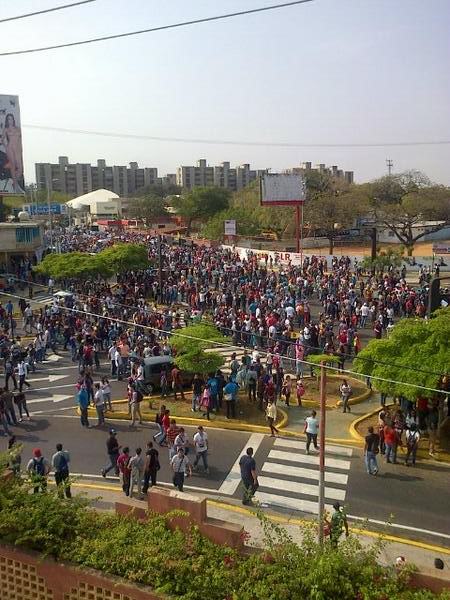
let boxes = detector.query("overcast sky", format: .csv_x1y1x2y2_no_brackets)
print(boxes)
3,0,450,184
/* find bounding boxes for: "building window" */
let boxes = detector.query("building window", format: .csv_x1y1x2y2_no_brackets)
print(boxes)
16,227,40,244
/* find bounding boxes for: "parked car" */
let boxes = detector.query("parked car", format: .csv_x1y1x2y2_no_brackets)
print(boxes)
143,355,194,395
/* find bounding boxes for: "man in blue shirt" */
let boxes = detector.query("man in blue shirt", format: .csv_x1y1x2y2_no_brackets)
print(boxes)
77,384,90,428
206,373,219,411
223,377,239,419
239,447,258,505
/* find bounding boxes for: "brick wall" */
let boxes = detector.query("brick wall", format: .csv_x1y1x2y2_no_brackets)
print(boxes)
116,487,244,550
0,543,162,600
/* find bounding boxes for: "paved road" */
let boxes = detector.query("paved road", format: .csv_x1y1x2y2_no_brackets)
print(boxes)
1,301,448,547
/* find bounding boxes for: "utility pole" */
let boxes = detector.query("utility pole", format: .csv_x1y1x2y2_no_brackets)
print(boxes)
386,159,393,176
46,173,54,252
158,234,163,302
318,361,327,544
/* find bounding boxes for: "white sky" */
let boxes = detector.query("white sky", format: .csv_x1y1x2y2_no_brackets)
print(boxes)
2,0,450,184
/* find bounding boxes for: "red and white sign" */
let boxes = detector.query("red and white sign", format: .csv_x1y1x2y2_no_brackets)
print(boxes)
260,173,306,206
433,244,450,255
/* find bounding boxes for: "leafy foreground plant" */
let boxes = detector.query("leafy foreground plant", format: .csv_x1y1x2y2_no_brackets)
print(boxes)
0,460,448,600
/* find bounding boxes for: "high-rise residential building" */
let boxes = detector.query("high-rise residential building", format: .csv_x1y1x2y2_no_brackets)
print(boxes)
176,159,267,191
287,161,354,184
35,156,159,197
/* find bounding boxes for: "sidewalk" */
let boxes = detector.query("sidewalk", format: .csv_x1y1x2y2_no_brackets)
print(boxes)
72,481,450,575
283,391,380,441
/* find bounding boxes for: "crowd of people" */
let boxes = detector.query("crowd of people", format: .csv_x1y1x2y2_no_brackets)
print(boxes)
1,228,447,465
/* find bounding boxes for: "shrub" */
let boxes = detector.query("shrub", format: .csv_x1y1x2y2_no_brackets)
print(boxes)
0,453,449,600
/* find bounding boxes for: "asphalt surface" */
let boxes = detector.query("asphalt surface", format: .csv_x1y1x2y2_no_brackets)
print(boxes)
0,297,448,548
1,346,448,548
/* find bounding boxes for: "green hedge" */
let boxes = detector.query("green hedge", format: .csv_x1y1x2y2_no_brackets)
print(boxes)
0,461,448,600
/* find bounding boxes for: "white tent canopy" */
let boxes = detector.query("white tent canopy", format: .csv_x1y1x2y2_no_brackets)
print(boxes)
66,189,120,211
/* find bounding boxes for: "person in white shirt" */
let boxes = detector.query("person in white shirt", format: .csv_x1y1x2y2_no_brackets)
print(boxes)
93,383,105,426
17,360,31,392
193,425,209,474
304,410,319,454
360,303,370,328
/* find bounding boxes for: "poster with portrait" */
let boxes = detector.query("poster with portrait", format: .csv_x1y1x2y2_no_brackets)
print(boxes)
0,94,25,195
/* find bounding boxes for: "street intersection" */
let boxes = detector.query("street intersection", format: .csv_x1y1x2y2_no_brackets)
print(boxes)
3,348,449,549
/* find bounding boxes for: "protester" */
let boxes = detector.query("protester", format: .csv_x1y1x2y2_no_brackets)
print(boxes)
51,443,71,498
239,447,258,505
26,448,50,494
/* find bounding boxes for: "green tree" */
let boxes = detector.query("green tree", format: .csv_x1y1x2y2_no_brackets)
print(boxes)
362,171,450,256
34,252,112,281
100,243,150,274
171,324,228,375
134,182,181,198
201,206,261,240
354,308,450,402
361,248,403,275
126,195,169,225
172,187,231,234
303,191,360,255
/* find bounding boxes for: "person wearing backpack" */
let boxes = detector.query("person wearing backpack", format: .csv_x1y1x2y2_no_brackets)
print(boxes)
51,443,71,498
405,423,420,467
26,448,50,494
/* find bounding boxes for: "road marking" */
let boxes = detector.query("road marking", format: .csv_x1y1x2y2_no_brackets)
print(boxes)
68,473,223,495
218,432,265,495
43,354,62,362
27,394,73,405
268,449,351,471
262,462,348,485
347,514,450,541
255,490,334,515
208,499,450,555
274,438,353,457
27,374,67,383
27,383,76,392
258,476,346,501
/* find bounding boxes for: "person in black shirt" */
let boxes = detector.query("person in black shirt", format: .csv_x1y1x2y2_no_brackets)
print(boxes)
101,429,120,477
364,426,380,475
239,447,258,505
142,441,160,493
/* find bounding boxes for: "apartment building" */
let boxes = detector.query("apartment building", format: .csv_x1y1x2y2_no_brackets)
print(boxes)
176,159,267,191
35,156,159,197
287,161,354,184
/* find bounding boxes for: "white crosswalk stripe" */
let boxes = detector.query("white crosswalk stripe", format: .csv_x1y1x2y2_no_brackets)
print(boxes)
254,439,353,516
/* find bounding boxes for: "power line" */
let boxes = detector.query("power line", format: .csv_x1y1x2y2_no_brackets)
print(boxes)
1,288,447,396
4,272,448,379
0,0,97,24
22,124,450,149
0,0,314,56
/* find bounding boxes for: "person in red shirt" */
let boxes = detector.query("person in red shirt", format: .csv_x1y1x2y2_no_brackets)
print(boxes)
166,419,181,459
384,425,398,464
117,447,131,496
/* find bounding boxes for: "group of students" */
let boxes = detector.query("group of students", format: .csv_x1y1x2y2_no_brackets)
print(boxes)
363,401,440,474
6,439,72,498
101,423,210,497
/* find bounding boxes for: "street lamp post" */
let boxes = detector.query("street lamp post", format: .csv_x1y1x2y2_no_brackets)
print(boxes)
318,361,327,544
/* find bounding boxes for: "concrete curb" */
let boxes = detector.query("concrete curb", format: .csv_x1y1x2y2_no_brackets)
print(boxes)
81,404,289,435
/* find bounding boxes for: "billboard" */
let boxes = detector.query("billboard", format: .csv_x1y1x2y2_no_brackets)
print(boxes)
224,219,236,236
260,173,306,206
0,95,24,195
23,203,67,216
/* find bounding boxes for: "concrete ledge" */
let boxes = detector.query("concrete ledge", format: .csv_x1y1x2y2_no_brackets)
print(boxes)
144,487,244,550
409,569,450,594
